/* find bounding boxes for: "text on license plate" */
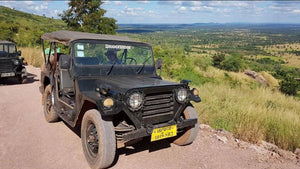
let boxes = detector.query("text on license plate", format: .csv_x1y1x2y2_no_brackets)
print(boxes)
151,125,177,142
1,72,15,77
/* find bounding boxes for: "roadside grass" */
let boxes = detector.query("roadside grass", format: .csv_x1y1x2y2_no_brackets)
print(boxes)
192,69,300,151
19,47,43,67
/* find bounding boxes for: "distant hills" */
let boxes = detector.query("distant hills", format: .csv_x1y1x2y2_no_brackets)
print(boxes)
1,5,300,45
117,23,300,34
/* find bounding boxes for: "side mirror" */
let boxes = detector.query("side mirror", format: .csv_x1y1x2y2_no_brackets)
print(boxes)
17,50,21,56
156,58,162,70
156,58,162,76
59,55,71,70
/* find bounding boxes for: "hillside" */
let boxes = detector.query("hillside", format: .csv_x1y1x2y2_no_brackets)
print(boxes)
0,6,66,46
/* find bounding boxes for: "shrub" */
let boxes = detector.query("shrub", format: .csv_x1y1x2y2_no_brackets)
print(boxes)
279,74,299,95
212,53,225,68
220,55,245,72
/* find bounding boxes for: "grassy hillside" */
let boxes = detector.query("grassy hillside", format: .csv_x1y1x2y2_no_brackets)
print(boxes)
0,6,66,46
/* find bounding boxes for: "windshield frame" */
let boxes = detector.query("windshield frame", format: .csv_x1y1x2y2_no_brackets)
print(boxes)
71,39,154,68
0,43,17,56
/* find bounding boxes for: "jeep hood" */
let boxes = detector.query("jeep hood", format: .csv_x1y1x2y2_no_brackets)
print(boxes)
77,75,181,94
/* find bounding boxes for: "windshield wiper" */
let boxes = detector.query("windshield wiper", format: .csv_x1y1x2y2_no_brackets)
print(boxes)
106,60,118,75
136,56,152,74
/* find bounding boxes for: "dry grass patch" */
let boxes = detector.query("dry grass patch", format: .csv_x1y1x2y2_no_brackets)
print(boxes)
19,47,43,67
194,81,300,151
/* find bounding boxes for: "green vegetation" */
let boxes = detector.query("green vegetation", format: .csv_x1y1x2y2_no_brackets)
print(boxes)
0,6,66,46
280,74,300,96
60,0,118,34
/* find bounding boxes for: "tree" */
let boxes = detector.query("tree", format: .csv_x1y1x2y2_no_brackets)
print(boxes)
279,74,299,96
220,56,245,72
60,0,118,34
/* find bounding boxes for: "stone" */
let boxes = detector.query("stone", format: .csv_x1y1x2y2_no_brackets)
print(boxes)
215,134,228,144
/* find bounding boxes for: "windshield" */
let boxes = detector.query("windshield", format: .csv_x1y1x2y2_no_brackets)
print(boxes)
74,42,153,66
0,44,16,57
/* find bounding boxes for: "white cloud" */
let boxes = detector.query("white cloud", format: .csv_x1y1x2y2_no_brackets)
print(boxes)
138,1,150,4
114,1,123,6
208,1,250,8
182,1,202,7
174,1,183,6
40,2,48,10
190,7,201,11
190,6,213,12
292,9,300,13
121,7,145,16
103,1,110,5
178,6,186,12
24,1,35,6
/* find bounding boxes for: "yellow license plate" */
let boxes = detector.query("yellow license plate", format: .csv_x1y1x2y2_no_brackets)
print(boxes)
151,125,177,142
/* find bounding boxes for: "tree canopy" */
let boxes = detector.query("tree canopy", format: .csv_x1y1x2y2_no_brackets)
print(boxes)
60,0,118,34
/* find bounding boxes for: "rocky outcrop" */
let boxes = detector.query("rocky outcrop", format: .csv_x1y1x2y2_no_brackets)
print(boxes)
245,70,269,86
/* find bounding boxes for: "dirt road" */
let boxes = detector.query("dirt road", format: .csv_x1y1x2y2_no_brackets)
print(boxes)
0,66,299,169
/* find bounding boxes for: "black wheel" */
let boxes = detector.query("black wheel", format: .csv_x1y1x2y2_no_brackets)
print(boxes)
18,76,27,84
81,109,116,169
43,85,59,122
173,106,199,146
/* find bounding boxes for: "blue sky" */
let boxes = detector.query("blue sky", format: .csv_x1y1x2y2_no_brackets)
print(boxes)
1,1,300,24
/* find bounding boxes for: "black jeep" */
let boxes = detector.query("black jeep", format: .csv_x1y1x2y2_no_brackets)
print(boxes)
0,41,27,83
39,30,201,169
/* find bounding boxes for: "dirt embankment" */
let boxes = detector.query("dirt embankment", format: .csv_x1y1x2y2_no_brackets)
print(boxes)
0,66,299,169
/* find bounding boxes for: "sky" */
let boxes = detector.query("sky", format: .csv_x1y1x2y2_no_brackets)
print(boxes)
1,1,300,24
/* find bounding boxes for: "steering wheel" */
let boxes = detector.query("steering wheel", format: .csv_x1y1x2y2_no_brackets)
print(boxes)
126,58,137,65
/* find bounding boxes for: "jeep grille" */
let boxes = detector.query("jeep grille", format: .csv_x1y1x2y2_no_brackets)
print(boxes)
0,59,13,72
142,92,174,123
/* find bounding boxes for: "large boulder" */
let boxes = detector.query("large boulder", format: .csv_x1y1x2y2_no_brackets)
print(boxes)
245,70,269,86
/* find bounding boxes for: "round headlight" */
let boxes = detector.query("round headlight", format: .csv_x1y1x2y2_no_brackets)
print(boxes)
128,92,143,109
177,88,187,102
13,60,19,65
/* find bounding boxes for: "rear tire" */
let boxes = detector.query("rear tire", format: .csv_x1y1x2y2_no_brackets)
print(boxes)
43,85,59,122
81,109,116,169
173,106,199,146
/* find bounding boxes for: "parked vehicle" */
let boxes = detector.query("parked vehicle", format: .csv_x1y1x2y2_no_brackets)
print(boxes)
40,30,201,169
0,41,27,83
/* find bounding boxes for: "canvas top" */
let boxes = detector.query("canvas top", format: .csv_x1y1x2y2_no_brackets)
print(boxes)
41,30,143,46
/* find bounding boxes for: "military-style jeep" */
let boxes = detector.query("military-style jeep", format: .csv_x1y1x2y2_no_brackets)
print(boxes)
39,30,201,169
0,41,27,83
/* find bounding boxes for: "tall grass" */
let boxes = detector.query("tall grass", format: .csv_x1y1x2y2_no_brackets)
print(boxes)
19,47,43,67
193,71,300,151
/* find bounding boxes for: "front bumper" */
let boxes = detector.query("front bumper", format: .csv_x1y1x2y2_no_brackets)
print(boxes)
121,118,197,143
0,66,27,78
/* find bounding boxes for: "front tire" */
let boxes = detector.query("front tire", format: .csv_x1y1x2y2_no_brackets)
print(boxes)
18,75,27,84
43,85,59,122
81,109,116,169
173,106,199,146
